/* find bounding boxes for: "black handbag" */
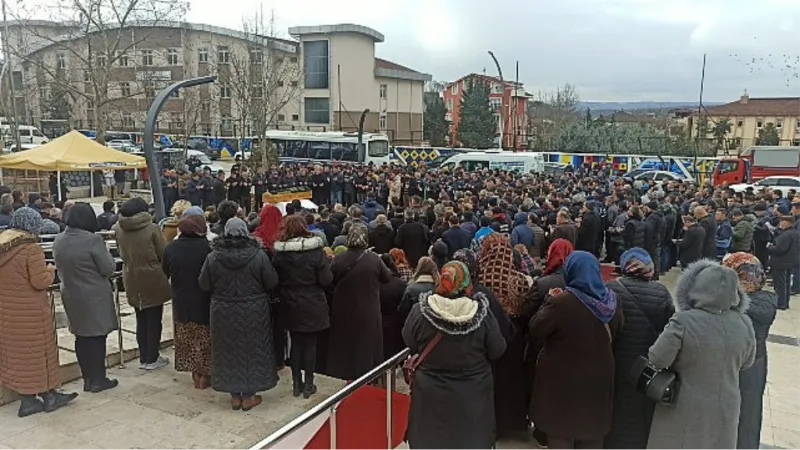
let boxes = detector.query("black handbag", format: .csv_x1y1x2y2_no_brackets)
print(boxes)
630,355,680,405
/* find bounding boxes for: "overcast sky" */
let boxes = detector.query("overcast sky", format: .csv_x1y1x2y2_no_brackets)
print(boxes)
21,0,800,102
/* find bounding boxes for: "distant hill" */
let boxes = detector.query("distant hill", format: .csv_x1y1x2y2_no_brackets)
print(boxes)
577,101,724,117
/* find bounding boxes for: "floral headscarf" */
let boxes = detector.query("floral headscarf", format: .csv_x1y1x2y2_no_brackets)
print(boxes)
544,238,574,275
435,261,473,297
620,247,655,280
346,222,369,249
9,207,44,234
722,252,766,294
479,232,529,317
452,248,479,278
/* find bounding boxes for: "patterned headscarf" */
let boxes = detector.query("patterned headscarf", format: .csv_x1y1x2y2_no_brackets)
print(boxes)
722,252,766,294
347,222,369,249
452,248,479,278
435,261,473,297
479,232,530,317
9,207,44,234
544,238,574,275
620,247,655,280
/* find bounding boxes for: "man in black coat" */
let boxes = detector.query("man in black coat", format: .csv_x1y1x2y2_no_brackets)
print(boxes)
442,215,472,258
695,205,717,260
395,209,430,268
575,202,602,257
678,215,706,268
769,215,800,310
643,201,665,279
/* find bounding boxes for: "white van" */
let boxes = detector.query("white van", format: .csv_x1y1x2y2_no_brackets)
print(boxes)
1,124,49,145
439,150,545,174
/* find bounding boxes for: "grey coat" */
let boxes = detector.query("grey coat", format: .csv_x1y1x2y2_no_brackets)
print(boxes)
52,227,118,337
647,259,756,449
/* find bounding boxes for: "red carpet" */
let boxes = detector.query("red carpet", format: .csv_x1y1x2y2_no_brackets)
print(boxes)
305,385,411,449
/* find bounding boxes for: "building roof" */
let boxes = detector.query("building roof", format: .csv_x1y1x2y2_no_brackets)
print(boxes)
374,57,432,82
446,73,524,89
288,24,384,42
702,96,800,117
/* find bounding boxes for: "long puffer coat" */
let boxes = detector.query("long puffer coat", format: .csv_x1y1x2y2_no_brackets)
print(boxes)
0,230,60,394
604,276,675,449
199,235,279,394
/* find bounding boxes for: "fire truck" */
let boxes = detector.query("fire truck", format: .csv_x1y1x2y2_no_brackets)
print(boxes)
712,146,800,186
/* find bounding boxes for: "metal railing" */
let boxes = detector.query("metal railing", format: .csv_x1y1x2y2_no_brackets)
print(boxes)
249,347,412,450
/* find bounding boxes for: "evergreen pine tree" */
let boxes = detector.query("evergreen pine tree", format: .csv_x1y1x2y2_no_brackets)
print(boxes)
423,91,449,147
456,80,496,148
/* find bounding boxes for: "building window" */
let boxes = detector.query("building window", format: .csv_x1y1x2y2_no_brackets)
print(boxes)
450,83,457,95
379,84,387,99
777,118,783,128
379,114,387,130
167,49,179,65
289,56,298,64
170,89,180,99
143,82,155,98
122,113,134,129
303,40,329,89
489,98,501,110
250,49,263,64
220,84,231,99
304,97,330,123
117,52,128,67
736,117,743,127
221,115,233,133
201,102,210,113
291,114,299,122
290,80,298,87
84,71,92,82
141,49,153,66
57,53,66,69
277,80,284,87
491,83,502,94
217,46,230,64
446,98,453,110
120,82,131,97
96,54,106,68
757,118,764,128
277,114,285,122
198,48,208,63
252,84,263,98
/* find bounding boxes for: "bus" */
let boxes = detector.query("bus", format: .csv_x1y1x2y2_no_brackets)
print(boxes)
264,130,395,165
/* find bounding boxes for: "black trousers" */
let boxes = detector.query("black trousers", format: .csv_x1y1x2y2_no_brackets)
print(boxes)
135,305,164,364
290,330,319,385
773,268,791,309
75,335,108,382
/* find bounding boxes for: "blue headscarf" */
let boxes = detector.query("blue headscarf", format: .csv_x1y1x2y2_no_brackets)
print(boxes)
564,251,617,323
619,247,655,280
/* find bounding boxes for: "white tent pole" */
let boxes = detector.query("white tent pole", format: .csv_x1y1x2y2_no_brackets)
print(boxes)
0,167,4,185
57,170,61,201
90,169,94,199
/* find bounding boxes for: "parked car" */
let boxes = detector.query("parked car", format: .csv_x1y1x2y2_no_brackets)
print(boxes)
187,150,223,174
730,176,800,193
173,138,220,160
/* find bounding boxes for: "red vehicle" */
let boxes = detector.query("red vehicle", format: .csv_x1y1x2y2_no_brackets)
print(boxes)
712,146,800,186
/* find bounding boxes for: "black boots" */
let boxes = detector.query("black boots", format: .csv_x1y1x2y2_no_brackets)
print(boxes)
83,378,119,393
17,395,45,418
41,390,79,412
303,383,317,399
292,379,303,398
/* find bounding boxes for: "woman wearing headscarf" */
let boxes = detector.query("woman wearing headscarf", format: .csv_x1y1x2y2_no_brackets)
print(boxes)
530,238,574,315
479,232,533,437
722,253,776,450
402,261,506,449
326,222,391,380
272,214,332,398
604,248,674,449
398,256,439,321
389,248,413,282
162,213,212,389
53,203,118,394
115,197,171,370
199,218,279,411
529,251,623,449
0,207,78,417
646,259,756,449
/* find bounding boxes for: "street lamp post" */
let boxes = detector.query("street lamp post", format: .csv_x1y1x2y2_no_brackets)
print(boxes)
488,51,505,149
143,76,216,220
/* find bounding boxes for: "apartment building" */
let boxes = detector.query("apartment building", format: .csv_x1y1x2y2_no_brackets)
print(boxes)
2,21,431,144
443,73,530,149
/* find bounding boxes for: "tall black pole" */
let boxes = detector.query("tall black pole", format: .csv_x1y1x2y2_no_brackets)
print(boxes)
144,76,216,220
694,53,706,182
488,51,505,149
357,109,369,161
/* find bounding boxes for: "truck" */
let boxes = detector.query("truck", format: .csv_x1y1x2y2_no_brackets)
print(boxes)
712,146,800,186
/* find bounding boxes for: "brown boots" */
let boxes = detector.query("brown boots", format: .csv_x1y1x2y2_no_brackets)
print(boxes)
230,394,262,411
192,372,210,390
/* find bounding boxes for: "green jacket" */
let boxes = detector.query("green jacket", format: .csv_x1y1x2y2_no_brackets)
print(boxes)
730,214,755,252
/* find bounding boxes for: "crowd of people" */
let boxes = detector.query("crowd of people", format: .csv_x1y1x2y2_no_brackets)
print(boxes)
0,159,791,449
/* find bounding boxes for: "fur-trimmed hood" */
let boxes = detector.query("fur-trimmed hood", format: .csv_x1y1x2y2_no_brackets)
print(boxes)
273,236,323,253
211,235,263,269
419,291,489,335
674,258,750,313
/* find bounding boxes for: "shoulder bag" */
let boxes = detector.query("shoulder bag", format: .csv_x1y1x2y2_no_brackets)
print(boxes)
402,332,442,389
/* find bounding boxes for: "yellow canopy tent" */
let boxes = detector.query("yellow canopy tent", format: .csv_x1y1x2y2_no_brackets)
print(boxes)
0,130,148,198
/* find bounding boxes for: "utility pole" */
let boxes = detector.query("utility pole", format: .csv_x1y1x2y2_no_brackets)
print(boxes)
488,51,505,149
1,0,22,152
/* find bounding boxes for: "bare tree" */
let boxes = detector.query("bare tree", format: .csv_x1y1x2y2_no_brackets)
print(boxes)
8,0,189,143
528,83,580,150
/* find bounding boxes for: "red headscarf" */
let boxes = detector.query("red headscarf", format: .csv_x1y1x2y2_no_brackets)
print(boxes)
253,204,283,249
544,238,574,275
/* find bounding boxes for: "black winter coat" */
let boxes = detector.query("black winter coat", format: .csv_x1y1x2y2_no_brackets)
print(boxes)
272,237,333,333
576,211,602,256
162,234,212,325
623,218,646,250
604,277,674,449
644,211,665,254
769,228,800,269
379,273,407,360
369,225,396,255
318,221,341,248
198,236,279,394
679,224,706,267
442,226,472,258
395,220,430,267
699,215,718,259
399,276,436,321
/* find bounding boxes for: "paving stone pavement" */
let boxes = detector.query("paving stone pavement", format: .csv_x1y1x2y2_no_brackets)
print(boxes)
0,267,798,449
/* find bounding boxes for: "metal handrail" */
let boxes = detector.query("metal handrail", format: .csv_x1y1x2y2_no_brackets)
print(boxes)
249,347,412,450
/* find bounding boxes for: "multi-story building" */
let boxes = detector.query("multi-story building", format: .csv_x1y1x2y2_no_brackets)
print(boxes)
692,92,800,148
2,21,431,144
443,73,529,149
